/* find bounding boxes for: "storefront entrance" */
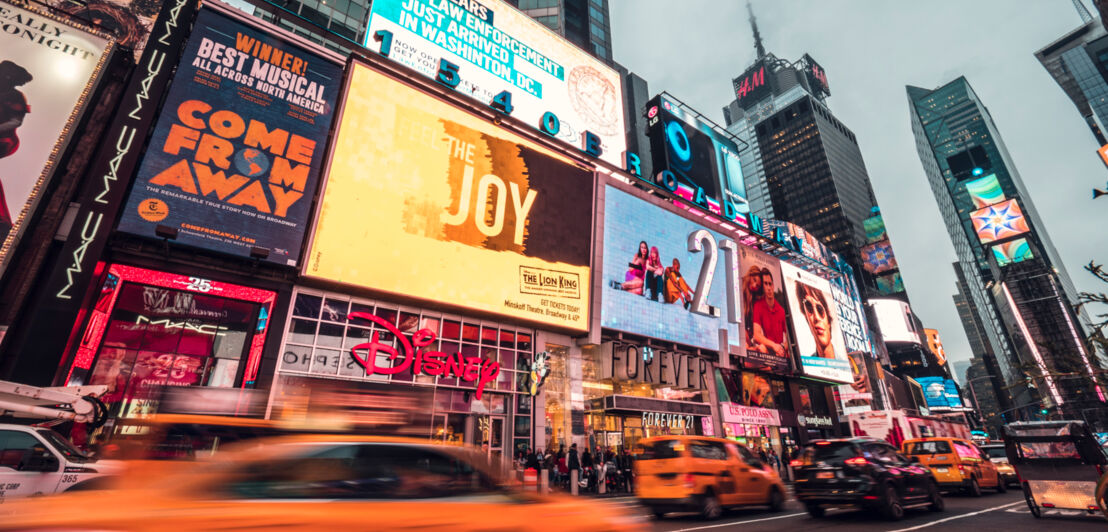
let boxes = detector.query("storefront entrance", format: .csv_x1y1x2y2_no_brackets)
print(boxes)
431,413,506,458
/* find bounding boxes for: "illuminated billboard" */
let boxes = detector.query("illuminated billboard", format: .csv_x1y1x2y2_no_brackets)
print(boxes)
780,261,852,383
917,377,964,410
869,299,921,345
733,61,773,108
0,2,111,274
861,239,898,274
801,54,829,97
365,0,625,165
645,94,748,220
600,185,742,351
118,8,341,265
830,272,871,355
965,173,1005,208
971,198,1030,244
924,328,947,366
863,213,887,244
762,219,831,268
306,62,593,331
876,272,904,295
738,245,791,373
992,238,1033,267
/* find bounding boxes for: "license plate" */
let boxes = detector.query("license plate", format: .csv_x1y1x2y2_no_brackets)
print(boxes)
816,472,833,479
935,467,948,473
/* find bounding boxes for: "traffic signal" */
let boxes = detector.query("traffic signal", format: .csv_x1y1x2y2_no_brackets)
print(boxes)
1039,408,1049,415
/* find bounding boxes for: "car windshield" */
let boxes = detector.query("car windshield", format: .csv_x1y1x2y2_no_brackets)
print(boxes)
981,446,1007,459
797,442,856,465
36,429,93,463
639,440,682,460
906,441,952,455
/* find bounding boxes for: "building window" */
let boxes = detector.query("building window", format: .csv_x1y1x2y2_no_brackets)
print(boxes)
594,43,607,58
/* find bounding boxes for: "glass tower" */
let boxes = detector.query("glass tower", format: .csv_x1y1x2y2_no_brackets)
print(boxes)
505,0,613,63
907,78,1107,426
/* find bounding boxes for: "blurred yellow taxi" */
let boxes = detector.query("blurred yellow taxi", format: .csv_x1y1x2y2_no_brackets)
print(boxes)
0,434,644,531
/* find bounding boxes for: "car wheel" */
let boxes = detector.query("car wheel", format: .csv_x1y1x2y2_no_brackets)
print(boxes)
1023,483,1042,519
768,487,785,512
651,510,666,520
967,477,982,497
881,484,905,521
806,503,826,518
928,481,945,512
995,474,1007,493
699,491,722,520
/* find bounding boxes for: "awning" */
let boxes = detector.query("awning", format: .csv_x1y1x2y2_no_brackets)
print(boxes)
587,394,711,417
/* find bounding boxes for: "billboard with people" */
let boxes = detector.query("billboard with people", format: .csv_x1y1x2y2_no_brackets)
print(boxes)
780,261,852,384
737,245,790,373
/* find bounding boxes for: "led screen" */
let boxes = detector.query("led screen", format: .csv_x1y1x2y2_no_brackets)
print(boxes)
971,198,1030,244
965,174,1005,208
992,238,1033,267
838,352,876,415
118,9,342,265
600,185,742,350
0,3,110,273
830,271,871,355
762,219,830,268
876,272,904,295
738,245,791,374
861,239,898,274
780,261,852,383
364,0,625,165
306,62,593,330
863,214,887,244
869,299,920,344
916,377,964,409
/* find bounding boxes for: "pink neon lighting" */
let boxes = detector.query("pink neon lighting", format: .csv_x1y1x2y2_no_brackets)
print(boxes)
1001,282,1063,406
1052,284,1107,402
65,264,276,387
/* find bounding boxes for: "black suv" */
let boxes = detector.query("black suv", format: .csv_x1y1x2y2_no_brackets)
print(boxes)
792,438,943,520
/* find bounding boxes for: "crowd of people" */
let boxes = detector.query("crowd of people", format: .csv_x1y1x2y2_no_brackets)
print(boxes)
515,443,636,494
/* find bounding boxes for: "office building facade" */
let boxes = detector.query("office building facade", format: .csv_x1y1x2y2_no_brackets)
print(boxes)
506,0,613,63
908,77,1107,426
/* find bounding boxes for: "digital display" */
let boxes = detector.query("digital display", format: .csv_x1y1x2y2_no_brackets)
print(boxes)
924,328,947,366
762,219,831,268
876,272,905,295
0,2,110,273
306,63,593,330
365,0,625,165
645,94,748,222
965,173,1005,208
780,261,852,384
599,185,742,350
916,377,964,409
801,54,829,96
863,214,887,244
971,198,1030,244
830,272,871,355
869,299,920,345
838,352,876,415
738,245,791,374
861,239,898,274
733,62,772,107
992,237,1034,267
118,9,341,265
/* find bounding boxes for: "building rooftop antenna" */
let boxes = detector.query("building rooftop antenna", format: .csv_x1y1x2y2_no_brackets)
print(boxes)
1073,0,1093,24
748,1,766,59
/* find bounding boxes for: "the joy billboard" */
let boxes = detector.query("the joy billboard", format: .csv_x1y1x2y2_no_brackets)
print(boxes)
0,1,111,273
600,185,742,351
780,261,851,383
736,245,790,373
305,62,593,331
365,0,625,165
117,8,341,265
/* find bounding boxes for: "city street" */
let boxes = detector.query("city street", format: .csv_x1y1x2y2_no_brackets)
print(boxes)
599,491,1107,532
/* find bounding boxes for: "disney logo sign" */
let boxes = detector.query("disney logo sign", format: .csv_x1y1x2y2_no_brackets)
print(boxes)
347,312,500,399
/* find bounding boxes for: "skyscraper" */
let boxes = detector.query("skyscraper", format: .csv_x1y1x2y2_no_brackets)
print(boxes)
722,5,904,303
506,0,613,63
1036,2,1108,150
908,77,1107,426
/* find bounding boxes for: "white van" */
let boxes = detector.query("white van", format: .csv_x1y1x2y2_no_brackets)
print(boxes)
0,423,119,500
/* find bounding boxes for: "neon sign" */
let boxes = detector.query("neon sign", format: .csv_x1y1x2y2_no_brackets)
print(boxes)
347,312,500,399
734,65,766,100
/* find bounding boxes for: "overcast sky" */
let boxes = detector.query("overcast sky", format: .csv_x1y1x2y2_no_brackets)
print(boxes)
610,0,1108,376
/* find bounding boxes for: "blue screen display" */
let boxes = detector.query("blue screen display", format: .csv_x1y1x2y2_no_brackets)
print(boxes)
917,377,964,409
600,185,741,351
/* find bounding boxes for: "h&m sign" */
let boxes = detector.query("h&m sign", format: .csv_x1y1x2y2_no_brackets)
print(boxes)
600,341,711,391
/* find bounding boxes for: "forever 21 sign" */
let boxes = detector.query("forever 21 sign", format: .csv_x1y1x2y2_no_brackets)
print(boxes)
600,341,711,391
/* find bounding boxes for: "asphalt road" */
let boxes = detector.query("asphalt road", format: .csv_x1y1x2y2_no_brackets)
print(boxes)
600,489,1107,531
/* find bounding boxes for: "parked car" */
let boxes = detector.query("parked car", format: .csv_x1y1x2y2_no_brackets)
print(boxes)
634,435,786,520
0,423,121,500
902,437,1005,496
793,437,943,521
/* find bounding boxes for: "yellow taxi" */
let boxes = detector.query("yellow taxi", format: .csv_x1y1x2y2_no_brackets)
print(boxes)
634,435,786,520
978,443,1018,486
902,437,1005,496
0,434,644,531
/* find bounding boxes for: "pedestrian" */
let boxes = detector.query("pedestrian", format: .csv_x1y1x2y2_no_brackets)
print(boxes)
620,448,634,493
568,443,581,489
557,451,569,488
525,447,540,471
758,447,768,463
581,448,594,491
768,448,780,472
